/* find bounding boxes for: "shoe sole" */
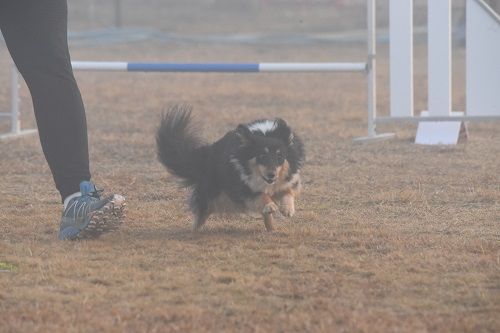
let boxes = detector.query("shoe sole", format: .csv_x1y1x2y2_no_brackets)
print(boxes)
76,194,127,239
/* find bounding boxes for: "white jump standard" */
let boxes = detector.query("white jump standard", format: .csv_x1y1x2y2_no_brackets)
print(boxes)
384,0,500,145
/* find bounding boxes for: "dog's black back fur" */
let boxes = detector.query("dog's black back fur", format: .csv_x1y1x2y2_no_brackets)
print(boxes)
156,105,305,227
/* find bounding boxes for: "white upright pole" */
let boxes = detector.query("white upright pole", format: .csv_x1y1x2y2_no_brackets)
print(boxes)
0,64,37,140
10,65,20,135
428,0,452,116
354,0,394,141
367,0,376,137
414,0,464,145
389,0,414,117
466,0,500,117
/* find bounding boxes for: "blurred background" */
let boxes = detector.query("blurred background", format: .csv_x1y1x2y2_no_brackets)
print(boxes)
64,0,471,44
65,0,472,31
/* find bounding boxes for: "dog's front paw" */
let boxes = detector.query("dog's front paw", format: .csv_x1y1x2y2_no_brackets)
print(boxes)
262,201,279,215
279,194,295,217
280,203,295,217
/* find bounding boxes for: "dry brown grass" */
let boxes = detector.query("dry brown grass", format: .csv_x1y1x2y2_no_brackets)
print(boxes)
1,2,499,331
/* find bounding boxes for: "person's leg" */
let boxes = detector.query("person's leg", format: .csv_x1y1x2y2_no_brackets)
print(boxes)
0,0,125,240
0,0,90,201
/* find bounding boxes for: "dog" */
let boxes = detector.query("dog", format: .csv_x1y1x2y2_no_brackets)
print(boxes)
156,105,305,231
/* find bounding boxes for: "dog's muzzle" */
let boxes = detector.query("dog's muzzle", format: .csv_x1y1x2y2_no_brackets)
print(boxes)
263,173,277,184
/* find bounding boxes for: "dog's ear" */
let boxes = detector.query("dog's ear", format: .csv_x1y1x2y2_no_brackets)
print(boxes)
236,124,253,146
274,118,294,146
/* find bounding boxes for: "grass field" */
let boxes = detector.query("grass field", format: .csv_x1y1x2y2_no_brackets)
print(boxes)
1,1,499,332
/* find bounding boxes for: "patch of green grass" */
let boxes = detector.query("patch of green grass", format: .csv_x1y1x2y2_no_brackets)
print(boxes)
0,261,17,272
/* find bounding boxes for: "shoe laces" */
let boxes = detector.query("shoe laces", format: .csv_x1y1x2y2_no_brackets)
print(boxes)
88,188,104,199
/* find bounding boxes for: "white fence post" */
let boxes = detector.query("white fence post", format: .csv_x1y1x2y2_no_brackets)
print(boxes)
427,0,452,116
466,0,500,116
389,0,414,118
382,0,500,144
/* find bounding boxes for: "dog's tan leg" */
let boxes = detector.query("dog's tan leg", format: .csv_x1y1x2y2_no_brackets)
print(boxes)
261,193,278,231
279,190,296,217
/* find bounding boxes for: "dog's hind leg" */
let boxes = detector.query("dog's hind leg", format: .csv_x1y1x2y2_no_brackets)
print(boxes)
193,210,209,230
190,189,211,231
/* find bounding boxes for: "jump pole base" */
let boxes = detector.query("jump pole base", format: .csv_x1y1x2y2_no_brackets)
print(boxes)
0,129,37,141
353,132,395,142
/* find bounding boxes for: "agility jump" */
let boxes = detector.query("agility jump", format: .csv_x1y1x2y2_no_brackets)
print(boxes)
2,0,499,144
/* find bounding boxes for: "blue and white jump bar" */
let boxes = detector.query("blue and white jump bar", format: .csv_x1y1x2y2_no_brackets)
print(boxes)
71,61,367,73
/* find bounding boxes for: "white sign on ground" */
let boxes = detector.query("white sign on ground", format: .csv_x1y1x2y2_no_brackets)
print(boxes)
415,111,467,145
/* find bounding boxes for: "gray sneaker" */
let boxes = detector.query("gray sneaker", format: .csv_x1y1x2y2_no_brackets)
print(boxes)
59,181,126,240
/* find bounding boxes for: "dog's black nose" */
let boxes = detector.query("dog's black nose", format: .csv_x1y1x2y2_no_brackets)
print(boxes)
267,172,276,179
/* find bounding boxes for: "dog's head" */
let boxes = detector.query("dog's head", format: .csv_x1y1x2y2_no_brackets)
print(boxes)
236,119,294,185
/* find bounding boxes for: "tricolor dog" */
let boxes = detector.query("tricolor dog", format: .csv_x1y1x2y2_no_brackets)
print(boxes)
156,105,305,231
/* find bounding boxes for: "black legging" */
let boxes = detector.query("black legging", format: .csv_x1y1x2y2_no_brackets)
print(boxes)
0,0,91,201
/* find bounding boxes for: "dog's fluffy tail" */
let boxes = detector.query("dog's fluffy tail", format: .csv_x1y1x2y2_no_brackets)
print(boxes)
156,105,208,187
